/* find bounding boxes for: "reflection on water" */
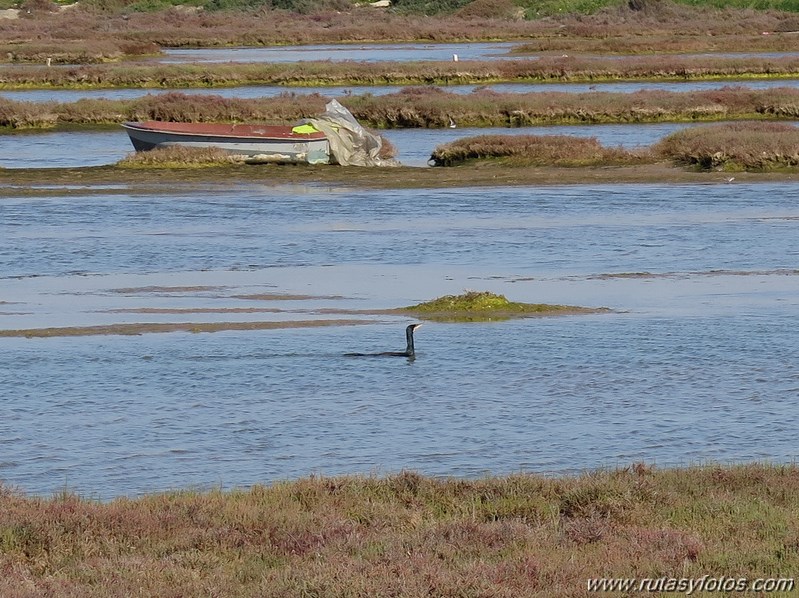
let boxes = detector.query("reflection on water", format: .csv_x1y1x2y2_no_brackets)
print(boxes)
1,183,799,497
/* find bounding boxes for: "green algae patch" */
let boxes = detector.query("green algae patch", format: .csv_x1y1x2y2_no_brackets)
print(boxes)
398,291,606,322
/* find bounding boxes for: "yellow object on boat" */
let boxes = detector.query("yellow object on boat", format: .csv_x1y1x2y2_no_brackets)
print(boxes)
292,124,320,134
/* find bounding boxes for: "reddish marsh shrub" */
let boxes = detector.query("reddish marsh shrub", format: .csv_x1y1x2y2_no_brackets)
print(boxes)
563,515,612,544
0,5,546,49
620,526,703,565
127,91,328,123
6,87,799,135
130,92,255,122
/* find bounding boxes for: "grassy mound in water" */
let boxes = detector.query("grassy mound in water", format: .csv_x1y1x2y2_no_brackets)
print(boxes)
117,146,243,168
429,123,799,172
430,135,647,167
401,291,603,321
653,121,799,171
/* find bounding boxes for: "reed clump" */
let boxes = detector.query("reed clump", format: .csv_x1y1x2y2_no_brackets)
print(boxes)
0,464,797,597
429,133,647,166
653,121,799,171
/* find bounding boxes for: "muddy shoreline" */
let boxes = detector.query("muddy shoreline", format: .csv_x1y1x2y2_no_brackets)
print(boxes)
2,162,797,195
0,307,607,338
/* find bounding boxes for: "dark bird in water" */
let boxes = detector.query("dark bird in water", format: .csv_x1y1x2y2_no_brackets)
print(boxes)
345,323,423,358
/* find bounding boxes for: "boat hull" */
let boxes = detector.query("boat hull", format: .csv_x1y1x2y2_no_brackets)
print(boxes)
122,121,330,165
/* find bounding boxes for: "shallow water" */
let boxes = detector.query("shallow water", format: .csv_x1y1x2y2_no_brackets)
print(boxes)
0,122,700,168
157,42,520,63
5,79,798,104
154,45,799,64
1,182,799,498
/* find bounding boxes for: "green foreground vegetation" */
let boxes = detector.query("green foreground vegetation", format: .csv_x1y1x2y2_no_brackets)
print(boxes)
1,464,797,597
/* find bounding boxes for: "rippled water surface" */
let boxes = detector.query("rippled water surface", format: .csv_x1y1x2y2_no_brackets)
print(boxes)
157,42,519,63
2,183,799,498
154,45,799,64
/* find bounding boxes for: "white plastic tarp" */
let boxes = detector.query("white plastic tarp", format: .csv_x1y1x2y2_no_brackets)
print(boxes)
303,100,396,167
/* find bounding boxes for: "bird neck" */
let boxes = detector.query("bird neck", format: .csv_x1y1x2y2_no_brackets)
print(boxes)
405,327,415,356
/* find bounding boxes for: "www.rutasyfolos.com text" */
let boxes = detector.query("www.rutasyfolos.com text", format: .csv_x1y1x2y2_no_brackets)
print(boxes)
587,575,795,594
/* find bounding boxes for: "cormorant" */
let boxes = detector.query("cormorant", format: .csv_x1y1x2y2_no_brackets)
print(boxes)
345,323,423,358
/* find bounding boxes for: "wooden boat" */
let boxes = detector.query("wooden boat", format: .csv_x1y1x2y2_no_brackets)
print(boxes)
121,121,330,164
